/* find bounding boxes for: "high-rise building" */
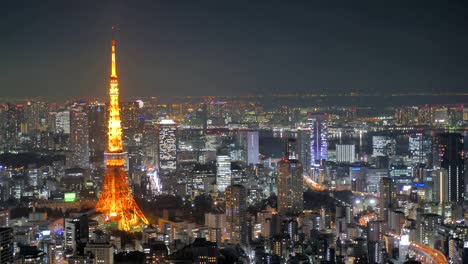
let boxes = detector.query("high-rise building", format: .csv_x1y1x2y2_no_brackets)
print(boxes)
87,102,107,162
64,215,89,255
225,184,247,245
277,142,303,215
120,101,141,143
307,113,328,165
3,103,24,149
409,133,432,164
434,133,464,203
55,110,70,134
69,105,89,168
350,166,367,193
296,128,311,171
432,169,449,204
389,210,405,236
395,107,418,126
24,100,50,135
372,135,395,158
336,144,355,163
0,228,13,263
367,220,388,242
379,177,396,221
216,155,231,192
157,119,177,171
245,131,259,165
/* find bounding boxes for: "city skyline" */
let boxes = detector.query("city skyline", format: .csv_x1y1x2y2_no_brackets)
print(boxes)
0,2,466,263
1,1,468,100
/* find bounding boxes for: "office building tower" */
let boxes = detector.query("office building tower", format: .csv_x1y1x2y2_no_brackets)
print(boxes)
277,141,303,215
86,102,107,162
398,234,410,264
245,131,259,165
389,210,405,236
336,205,353,224
157,119,177,171
69,105,89,168
55,110,70,134
24,100,49,135
434,133,464,203
367,220,388,242
65,215,89,255
307,113,328,165
296,128,311,171
432,169,449,204
3,103,24,149
120,101,141,142
372,135,396,158
225,184,247,245
0,228,13,263
409,133,431,164
336,144,355,163
368,241,385,264
350,166,367,193
216,155,231,192
379,177,395,221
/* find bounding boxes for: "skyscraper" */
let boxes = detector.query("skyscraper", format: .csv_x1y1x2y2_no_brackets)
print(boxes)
216,155,231,192
55,110,70,134
69,104,89,168
277,141,303,215
434,133,464,203
0,228,13,263
372,135,396,158
432,169,449,204
157,119,178,171
87,102,107,162
4,103,23,149
307,113,328,165
296,128,311,171
409,133,431,164
65,214,89,255
225,184,247,245
245,131,259,165
379,177,396,221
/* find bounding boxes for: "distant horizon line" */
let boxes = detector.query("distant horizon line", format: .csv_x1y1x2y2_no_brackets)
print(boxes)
0,92,467,102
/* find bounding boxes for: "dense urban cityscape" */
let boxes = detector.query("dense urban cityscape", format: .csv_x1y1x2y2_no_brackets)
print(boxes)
2,1,468,264
0,33,465,263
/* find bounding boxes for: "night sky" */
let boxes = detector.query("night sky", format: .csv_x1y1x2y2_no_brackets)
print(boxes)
1,0,468,100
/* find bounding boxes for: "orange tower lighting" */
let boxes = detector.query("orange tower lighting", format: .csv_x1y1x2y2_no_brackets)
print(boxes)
95,30,149,231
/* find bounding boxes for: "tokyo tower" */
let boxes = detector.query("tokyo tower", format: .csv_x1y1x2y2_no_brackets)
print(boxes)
95,30,149,232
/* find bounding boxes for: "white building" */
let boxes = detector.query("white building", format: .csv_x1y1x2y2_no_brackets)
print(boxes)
246,131,259,165
158,119,177,171
336,144,355,163
372,136,395,157
55,110,70,134
216,155,231,192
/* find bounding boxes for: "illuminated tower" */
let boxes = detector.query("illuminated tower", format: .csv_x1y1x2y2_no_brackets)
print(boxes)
95,31,149,232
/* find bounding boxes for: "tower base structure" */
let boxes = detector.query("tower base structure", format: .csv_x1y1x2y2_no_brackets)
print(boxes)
96,152,149,232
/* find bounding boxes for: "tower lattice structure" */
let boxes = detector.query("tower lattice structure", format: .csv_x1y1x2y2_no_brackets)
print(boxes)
95,31,149,232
